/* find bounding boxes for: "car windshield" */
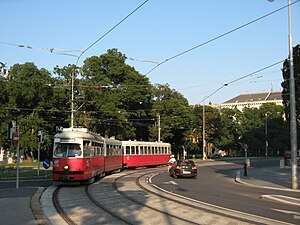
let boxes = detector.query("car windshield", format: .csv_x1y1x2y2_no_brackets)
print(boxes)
177,160,195,166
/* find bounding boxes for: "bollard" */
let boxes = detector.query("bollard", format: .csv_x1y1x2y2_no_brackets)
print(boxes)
243,163,247,176
280,159,284,169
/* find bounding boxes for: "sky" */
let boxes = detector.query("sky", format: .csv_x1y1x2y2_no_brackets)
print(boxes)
1,0,299,105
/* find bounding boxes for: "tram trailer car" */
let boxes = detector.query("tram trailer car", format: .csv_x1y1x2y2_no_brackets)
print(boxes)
52,128,122,184
122,140,171,168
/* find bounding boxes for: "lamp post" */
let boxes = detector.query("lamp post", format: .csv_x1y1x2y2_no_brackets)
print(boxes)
287,0,298,190
202,102,206,160
70,68,75,128
265,115,268,158
265,112,271,157
268,0,297,190
157,113,161,142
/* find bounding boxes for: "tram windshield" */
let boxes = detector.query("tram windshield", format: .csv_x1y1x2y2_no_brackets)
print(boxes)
54,143,82,158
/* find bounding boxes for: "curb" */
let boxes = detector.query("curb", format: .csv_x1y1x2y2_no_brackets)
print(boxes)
235,170,300,193
30,187,52,225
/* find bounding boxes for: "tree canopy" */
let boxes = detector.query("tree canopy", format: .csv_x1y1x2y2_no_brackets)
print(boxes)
0,48,296,160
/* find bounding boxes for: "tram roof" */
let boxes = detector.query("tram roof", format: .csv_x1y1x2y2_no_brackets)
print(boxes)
121,140,170,146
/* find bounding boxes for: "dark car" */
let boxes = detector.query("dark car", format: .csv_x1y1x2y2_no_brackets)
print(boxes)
169,159,197,178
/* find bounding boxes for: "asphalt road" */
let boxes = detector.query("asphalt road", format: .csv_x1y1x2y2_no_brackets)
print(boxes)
0,178,53,189
151,159,300,224
0,158,298,224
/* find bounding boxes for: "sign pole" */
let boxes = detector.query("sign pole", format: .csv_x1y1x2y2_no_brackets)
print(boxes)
37,142,40,176
37,131,42,176
15,127,20,189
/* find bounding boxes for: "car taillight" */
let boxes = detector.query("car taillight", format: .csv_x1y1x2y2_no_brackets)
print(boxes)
192,166,197,169
176,166,181,169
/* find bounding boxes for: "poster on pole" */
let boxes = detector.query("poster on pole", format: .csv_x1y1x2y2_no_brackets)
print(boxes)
13,127,19,146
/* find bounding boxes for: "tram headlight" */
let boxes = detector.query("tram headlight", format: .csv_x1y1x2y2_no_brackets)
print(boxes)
63,165,69,171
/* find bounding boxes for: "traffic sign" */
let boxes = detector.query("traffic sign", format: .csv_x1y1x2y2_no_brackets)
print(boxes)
38,130,43,143
13,127,19,146
43,159,51,170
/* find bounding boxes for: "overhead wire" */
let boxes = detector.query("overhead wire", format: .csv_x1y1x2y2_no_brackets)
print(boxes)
3,2,296,124
0,58,288,116
0,41,81,58
0,1,150,67
198,59,285,104
145,0,300,75
75,0,149,66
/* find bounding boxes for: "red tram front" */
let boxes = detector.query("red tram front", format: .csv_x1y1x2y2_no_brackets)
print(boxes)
53,127,120,183
122,141,171,168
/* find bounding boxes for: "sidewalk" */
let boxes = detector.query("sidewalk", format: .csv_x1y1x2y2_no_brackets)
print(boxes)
235,166,300,191
0,186,49,225
0,165,299,225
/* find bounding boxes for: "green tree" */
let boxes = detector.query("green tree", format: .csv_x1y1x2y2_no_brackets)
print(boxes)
238,103,288,156
0,76,10,149
150,84,192,155
80,49,153,140
3,63,57,159
281,44,300,143
218,107,243,156
260,103,289,156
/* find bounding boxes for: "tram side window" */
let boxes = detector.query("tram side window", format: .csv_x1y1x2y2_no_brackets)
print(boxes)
106,144,110,156
116,145,121,155
98,143,103,156
111,145,115,155
92,142,98,156
113,145,117,155
114,145,118,155
83,141,91,157
131,146,135,155
125,146,130,155
140,146,144,155
107,144,116,156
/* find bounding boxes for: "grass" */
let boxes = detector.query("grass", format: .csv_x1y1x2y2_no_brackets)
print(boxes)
0,161,52,179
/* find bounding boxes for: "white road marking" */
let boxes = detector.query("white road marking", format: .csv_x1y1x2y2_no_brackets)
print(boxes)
261,195,300,206
271,208,300,220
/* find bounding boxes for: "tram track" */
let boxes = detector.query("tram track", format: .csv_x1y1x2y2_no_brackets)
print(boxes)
53,186,76,225
46,167,283,225
50,168,199,225
110,170,199,225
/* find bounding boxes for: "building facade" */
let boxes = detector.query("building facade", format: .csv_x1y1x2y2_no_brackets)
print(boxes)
220,91,282,111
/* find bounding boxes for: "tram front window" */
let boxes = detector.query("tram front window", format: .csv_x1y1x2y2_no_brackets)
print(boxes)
54,143,82,158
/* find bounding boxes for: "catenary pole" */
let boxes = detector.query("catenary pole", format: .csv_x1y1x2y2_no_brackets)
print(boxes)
287,0,298,190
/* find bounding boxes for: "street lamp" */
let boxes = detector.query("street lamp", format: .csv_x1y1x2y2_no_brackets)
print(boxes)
157,113,161,142
202,101,207,160
268,0,298,190
287,0,298,190
265,112,271,157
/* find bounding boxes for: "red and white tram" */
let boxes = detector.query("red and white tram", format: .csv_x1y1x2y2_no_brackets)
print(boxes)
122,140,171,168
52,127,171,184
52,127,122,183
